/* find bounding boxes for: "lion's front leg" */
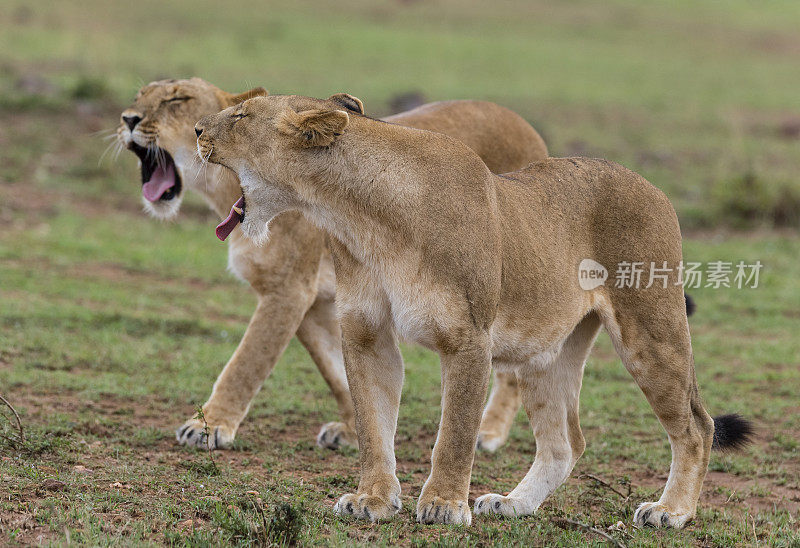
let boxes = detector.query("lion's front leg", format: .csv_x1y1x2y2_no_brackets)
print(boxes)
177,289,314,450
332,312,404,522
329,254,404,521
417,331,492,526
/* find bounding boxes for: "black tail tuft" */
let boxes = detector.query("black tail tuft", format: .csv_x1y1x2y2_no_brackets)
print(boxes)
685,293,696,317
712,413,754,451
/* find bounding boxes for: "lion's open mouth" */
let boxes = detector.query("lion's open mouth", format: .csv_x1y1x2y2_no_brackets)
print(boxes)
216,195,245,241
130,142,182,202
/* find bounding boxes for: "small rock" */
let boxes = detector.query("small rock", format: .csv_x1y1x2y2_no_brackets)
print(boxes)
42,478,66,492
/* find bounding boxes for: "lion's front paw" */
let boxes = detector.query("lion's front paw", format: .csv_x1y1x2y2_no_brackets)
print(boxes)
475,431,506,453
316,422,358,450
474,493,533,517
333,492,401,522
416,496,471,525
176,418,235,450
634,502,693,529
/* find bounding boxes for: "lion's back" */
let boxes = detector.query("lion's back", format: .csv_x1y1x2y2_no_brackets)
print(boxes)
384,100,547,174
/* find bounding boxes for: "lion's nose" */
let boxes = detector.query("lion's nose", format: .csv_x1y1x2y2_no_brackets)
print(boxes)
195,125,203,138
122,114,142,131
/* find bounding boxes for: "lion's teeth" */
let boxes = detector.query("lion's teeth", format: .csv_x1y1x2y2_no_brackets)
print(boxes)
232,206,244,215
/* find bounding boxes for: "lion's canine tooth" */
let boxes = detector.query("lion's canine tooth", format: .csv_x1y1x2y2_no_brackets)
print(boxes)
233,206,244,215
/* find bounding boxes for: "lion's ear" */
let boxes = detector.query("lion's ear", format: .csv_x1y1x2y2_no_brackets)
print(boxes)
219,87,268,107
277,108,349,147
328,93,364,115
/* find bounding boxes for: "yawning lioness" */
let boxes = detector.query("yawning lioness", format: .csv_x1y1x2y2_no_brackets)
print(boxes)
195,94,750,528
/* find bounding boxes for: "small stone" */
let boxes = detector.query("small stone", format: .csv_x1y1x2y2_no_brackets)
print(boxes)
42,478,66,491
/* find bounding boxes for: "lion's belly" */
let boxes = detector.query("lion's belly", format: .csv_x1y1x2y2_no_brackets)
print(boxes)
489,317,569,372
488,294,597,371
316,251,337,302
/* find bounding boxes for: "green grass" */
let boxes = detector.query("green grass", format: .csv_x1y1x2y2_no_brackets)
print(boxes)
1,0,799,545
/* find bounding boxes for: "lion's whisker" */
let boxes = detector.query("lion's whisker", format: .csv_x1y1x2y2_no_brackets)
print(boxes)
112,141,124,162
98,138,124,166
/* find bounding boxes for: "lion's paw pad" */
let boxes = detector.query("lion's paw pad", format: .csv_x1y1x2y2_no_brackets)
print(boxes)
176,419,234,450
634,502,693,529
474,493,532,517
316,422,358,450
416,497,471,525
333,493,401,522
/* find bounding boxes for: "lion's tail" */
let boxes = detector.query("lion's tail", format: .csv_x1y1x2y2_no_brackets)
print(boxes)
711,413,754,451
685,293,696,316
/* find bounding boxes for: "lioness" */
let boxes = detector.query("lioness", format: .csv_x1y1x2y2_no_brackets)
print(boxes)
194,95,751,528
117,78,547,451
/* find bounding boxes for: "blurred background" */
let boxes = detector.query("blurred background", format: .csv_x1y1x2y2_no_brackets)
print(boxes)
2,0,800,228
1,1,798,545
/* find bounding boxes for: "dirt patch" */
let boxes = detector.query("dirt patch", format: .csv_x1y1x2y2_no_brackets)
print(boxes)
704,470,800,513
2,256,218,293
8,388,173,431
0,509,56,546
0,177,144,228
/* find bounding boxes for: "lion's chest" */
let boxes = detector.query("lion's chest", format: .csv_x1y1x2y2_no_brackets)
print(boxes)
378,281,442,350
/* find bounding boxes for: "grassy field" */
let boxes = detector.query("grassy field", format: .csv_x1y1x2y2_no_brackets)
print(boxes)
1,0,799,545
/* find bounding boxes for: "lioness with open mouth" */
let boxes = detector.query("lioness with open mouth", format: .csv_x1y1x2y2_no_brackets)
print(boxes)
117,77,548,451
195,94,751,528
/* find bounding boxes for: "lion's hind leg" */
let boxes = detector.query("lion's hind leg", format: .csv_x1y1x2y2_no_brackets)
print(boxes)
476,370,521,452
475,312,601,517
295,296,357,450
598,290,715,529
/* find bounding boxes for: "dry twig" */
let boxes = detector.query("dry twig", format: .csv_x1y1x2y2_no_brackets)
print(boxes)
195,406,219,475
551,517,627,548
248,491,269,545
0,393,25,449
579,473,631,501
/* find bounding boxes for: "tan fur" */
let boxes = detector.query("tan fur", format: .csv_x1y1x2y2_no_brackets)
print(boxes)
118,78,547,451
196,94,716,528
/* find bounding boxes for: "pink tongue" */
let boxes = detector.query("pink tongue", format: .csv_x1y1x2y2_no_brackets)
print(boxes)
216,197,244,241
142,163,176,202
